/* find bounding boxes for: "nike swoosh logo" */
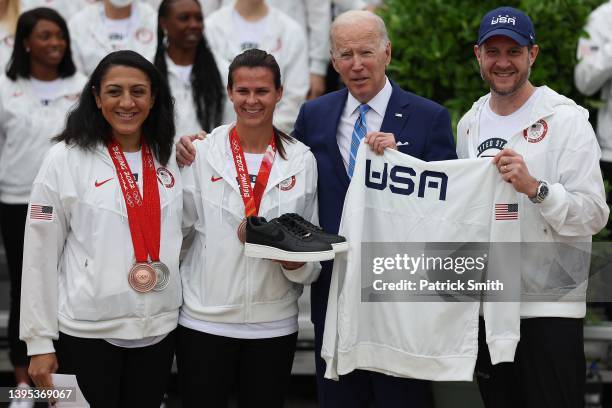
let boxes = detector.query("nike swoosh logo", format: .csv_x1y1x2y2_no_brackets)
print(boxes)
211,176,223,182
95,178,113,187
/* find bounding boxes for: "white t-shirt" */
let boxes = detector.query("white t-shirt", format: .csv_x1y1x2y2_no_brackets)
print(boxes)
477,88,542,157
232,8,270,52
169,60,193,85
104,15,132,50
178,146,299,339
30,78,64,105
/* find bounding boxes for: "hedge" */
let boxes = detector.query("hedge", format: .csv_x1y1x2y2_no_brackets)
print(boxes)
379,0,610,240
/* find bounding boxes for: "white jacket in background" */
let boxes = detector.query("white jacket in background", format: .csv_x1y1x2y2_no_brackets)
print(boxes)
457,86,609,319
205,6,309,134
0,73,86,204
575,0,612,162
68,1,157,76
322,147,521,381
20,142,183,356
201,0,330,76
181,124,320,324
0,25,13,72
20,0,97,21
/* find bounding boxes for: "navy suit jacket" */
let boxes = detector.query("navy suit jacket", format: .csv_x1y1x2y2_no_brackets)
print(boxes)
292,82,457,327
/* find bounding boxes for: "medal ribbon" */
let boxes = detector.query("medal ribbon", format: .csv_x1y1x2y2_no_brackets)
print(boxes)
229,127,276,216
107,140,161,263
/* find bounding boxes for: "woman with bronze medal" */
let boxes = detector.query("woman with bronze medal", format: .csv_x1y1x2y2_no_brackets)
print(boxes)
20,50,182,407
178,49,321,407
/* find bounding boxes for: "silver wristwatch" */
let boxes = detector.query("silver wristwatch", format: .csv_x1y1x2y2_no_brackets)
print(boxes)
529,180,549,204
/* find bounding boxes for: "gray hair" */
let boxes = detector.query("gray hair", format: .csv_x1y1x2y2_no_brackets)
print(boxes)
330,10,390,54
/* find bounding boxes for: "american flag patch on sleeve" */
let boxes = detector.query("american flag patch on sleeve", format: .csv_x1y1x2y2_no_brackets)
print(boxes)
495,203,519,220
30,204,54,221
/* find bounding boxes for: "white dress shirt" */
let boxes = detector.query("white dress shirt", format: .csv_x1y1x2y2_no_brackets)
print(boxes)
337,76,392,170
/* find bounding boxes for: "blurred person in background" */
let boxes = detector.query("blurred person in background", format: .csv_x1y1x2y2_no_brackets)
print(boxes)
21,50,182,408
0,0,19,70
0,7,85,408
69,0,157,75
20,0,97,21
575,1,612,231
201,0,330,100
204,0,309,134
155,0,230,140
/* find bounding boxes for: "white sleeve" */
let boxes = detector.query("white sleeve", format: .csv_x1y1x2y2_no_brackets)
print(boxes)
321,251,345,380
537,116,609,236
0,92,6,161
575,10,612,96
200,0,223,16
181,161,199,232
304,0,331,76
273,26,309,134
20,151,71,356
281,152,321,284
68,19,86,75
483,179,521,364
332,0,367,12
456,114,470,159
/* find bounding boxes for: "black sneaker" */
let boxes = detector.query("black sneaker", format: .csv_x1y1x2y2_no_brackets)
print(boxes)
245,216,335,262
277,213,348,253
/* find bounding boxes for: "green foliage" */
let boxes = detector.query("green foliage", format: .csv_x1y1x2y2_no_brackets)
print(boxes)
379,0,606,128
379,0,611,240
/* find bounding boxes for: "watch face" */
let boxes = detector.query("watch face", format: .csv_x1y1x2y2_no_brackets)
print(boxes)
539,184,549,199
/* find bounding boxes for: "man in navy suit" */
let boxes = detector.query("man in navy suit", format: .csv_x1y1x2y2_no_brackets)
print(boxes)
293,10,457,407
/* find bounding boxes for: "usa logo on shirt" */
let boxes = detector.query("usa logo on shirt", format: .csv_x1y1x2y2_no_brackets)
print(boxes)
135,28,154,44
523,120,548,143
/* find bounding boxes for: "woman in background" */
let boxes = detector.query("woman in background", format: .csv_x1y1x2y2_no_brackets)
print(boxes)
155,0,228,139
0,0,19,70
0,8,84,406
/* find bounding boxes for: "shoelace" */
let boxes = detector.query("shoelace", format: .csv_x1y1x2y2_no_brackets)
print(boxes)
279,213,323,232
273,218,312,239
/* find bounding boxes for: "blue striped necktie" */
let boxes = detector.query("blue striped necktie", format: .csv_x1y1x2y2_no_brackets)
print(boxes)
348,104,370,179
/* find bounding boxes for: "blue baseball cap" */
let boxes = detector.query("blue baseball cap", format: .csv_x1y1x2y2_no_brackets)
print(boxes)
478,7,535,47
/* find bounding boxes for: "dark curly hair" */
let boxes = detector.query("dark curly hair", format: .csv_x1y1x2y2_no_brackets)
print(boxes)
154,0,224,132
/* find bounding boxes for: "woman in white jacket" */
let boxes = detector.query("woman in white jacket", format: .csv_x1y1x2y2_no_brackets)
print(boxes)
0,0,19,70
204,0,309,134
178,49,320,407
0,8,85,403
154,0,230,140
68,0,158,76
21,50,182,407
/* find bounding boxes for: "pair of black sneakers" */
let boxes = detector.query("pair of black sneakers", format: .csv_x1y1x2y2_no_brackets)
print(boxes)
244,213,348,262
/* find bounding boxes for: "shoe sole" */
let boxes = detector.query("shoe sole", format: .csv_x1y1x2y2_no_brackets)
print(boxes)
245,243,335,262
331,241,348,253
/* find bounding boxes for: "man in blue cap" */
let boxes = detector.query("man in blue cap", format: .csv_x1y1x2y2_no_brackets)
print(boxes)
457,6,609,408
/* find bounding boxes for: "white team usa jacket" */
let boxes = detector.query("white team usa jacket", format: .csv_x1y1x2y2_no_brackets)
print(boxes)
0,73,87,204
575,0,612,161
322,146,521,381
457,86,609,319
205,6,309,134
20,143,183,356
68,1,157,75
180,124,320,325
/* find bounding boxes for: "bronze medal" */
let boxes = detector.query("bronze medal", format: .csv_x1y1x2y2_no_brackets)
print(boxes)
128,262,157,293
237,218,247,244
